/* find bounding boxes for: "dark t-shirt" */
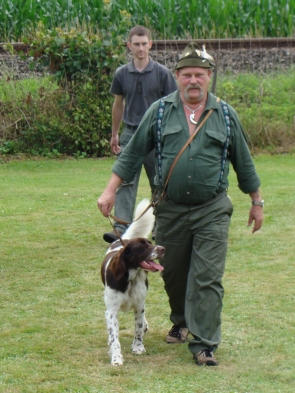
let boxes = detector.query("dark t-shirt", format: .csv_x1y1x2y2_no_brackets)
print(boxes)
110,59,177,126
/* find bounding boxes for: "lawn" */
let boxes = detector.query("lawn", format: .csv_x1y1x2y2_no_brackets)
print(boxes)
0,155,295,393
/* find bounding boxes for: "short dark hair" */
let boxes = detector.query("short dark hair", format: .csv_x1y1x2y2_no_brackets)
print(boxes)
128,26,151,42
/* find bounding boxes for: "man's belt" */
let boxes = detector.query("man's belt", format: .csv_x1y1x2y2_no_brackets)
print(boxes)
125,124,138,131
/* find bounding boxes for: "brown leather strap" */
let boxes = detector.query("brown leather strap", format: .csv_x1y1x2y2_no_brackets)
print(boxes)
109,98,220,226
162,98,220,195
109,200,154,225
108,216,126,245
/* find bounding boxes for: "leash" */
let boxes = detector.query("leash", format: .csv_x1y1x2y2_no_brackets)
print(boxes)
108,196,158,245
107,216,126,246
108,198,155,226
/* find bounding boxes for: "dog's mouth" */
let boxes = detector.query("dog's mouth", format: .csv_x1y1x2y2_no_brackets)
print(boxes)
140,260,164,272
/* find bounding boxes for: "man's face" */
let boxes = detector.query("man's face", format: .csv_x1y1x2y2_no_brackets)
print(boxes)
176,67,212,103
127,35,152,61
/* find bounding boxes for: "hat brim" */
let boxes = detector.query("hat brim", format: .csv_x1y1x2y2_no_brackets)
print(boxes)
175,57,214,70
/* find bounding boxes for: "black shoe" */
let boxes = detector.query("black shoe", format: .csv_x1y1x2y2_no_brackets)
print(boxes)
103,230,123,243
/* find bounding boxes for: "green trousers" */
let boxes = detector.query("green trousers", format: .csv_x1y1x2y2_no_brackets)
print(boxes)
114,126,156,233
154,192,233,354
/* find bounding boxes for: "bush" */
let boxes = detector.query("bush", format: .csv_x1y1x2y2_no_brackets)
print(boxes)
217,71,295,152
61,84,113,157
0,23,127,157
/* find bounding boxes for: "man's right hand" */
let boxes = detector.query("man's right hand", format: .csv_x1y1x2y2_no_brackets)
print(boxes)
97,173,123,217
97,189,115,217
110,135,121,155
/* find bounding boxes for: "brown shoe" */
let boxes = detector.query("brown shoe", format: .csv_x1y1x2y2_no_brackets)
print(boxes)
166,325,189,343
194,348,218,366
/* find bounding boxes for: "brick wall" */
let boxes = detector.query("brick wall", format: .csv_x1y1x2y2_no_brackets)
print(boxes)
1,46,295,78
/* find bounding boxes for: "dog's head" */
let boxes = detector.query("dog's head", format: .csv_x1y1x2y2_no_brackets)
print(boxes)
108,238,165,281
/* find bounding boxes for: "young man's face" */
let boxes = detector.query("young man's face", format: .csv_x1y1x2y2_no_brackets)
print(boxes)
127,35,152,61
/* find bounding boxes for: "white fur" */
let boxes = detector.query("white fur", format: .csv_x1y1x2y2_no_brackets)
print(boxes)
104,270,149,365
122,198,154,240
102,199,158,366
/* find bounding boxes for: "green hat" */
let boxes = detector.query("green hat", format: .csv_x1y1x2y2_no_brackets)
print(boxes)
175,42,215,70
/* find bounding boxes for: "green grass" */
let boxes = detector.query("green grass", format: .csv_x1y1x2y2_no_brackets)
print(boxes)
1,155,295,392
0,75,58,102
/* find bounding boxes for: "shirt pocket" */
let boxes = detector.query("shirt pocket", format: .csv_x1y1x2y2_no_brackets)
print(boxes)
204,129,227,153
162,124,183,157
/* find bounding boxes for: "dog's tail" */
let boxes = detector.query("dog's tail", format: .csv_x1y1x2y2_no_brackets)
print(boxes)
122,198,154,240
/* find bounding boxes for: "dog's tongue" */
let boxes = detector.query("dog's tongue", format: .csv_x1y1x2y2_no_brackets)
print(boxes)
140,260,164,272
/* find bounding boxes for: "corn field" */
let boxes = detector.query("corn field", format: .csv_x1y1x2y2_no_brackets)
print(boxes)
1,0,295,41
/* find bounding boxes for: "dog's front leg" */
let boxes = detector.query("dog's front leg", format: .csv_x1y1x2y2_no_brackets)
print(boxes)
105,310,123,365
131,305,147,354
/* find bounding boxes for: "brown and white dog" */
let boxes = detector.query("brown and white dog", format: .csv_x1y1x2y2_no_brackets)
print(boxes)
101,199,165,366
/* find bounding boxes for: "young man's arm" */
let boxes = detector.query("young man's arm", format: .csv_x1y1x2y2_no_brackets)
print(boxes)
110,95,124,155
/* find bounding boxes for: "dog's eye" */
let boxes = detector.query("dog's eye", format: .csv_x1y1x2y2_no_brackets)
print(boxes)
124,245,131,255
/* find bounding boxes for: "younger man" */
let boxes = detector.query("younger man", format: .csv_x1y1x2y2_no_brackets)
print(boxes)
103,25,177,243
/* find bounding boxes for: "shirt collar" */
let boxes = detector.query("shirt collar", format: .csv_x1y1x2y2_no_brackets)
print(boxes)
127,58,154,73
162,91,220,109
162,90,181,107
206,92,221,109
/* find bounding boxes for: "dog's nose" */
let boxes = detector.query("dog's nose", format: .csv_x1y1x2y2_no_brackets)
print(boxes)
156,246,165,255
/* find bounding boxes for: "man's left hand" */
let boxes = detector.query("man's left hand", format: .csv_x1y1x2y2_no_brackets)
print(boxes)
247,206,264,233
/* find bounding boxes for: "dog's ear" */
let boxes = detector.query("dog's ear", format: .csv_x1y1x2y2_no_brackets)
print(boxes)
108,250,127,281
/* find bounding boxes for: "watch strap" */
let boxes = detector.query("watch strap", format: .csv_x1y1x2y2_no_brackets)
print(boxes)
251,200,264,207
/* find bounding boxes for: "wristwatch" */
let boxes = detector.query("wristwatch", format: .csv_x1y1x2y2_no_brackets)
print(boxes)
251,200,264,207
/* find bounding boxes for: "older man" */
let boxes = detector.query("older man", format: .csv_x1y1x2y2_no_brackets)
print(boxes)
98,42,263,366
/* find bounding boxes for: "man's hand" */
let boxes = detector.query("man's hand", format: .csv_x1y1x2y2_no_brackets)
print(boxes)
110,94,124,155
247,205,263,233
97,173,123,217
97,189,116,217
110,135,121,155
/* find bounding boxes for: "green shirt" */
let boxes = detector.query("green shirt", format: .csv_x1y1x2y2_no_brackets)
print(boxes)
113,90,261,204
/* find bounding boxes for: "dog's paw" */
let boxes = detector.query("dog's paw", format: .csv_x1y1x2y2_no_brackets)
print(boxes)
131,342,146,354
111,354,124,366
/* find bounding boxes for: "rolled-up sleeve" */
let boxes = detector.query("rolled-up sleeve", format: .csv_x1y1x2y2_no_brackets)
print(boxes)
229,108,261,193
112,105,157,182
